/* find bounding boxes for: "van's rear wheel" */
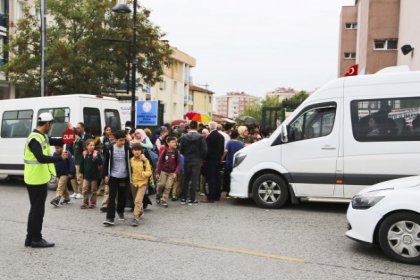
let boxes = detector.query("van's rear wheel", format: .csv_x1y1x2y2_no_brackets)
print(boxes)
252,174,289,209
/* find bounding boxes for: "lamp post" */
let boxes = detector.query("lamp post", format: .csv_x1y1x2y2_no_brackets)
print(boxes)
112,0,138,128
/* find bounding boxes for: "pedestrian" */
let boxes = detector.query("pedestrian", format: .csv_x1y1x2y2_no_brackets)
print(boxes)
79,139,103,209
223,130,244,198
130,129,153,150
217,124,231,147
103,130,132,226
156,136,181,208
50,143,75,207
24,112,69,248
238,125,251,144
154,126,169,152
99,131,115,212
202,122,225,203
179,121,207,205
129,143,152,226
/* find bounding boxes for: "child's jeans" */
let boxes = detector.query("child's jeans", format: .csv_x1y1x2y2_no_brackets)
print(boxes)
157,171,176,202
131,184,147,219
55,175,70,201
82,180,98,205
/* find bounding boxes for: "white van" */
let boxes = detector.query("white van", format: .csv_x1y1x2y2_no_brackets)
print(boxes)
230,68,420,208
0,94,122,178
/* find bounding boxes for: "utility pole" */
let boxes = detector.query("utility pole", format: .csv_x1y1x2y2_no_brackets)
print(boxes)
40,0,47,97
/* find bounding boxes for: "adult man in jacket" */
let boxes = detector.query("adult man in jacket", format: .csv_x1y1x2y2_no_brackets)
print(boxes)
179,121,207,205
24,113,69,248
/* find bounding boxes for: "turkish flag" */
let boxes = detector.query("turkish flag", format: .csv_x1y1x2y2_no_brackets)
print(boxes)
344,64,358,77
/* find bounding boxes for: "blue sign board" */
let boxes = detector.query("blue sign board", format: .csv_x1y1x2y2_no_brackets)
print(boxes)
136,101,158,126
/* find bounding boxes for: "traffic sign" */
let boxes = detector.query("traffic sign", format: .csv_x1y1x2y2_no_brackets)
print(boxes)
62,129,76,145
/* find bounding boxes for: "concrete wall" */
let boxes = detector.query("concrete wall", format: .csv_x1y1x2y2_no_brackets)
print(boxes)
338,6,358,76
397,0,420,70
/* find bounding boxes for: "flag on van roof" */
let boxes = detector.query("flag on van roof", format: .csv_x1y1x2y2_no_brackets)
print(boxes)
344,64,358,77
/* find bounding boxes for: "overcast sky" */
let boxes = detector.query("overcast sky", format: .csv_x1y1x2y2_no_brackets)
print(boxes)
141,0,355,96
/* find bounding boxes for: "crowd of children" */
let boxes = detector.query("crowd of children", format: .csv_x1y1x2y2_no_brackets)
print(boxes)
50,121,266,227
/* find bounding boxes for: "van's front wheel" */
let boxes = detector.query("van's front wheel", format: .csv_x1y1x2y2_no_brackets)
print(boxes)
252,174,289,209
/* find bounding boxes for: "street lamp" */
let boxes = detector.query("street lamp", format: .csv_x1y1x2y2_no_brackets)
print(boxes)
112,0,138,128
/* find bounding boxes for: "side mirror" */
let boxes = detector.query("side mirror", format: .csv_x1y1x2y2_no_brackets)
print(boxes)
280,124,288,143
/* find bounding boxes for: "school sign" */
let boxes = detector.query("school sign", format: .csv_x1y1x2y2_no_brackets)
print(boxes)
136,101,158,126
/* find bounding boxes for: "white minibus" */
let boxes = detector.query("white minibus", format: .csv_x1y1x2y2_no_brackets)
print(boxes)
0,94,122,179
230,67,420,208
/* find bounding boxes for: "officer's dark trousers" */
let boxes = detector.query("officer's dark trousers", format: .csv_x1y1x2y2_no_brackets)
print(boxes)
26,184,48,242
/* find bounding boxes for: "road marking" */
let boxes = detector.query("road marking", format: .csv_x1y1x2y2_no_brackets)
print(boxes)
113,232,158,241
112,231,304,263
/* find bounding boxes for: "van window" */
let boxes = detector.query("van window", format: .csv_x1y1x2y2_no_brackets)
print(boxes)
351,98,420,142
1,110,33,138
38,108,70,137
104,109,121,132
83,107,101,137
288,104,336,142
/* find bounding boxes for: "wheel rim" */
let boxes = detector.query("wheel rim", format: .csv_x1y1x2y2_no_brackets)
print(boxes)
257,180,281,204
387,220,420,258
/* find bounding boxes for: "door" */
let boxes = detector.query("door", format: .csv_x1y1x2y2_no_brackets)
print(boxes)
282,101,340,197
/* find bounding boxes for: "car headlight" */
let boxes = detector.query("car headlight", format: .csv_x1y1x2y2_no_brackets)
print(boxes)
233,153,247,168
351,188,393,209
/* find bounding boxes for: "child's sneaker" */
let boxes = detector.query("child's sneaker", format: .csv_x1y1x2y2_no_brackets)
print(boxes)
160,201,168,208
188,200,198,206
103,218,114,226
171,196,178,201
155,195,161,205
70,193,77,198
60,199,71,205
80,204,88,209
131,219,140,227
180,199,186,205
88,203,95,209
50,198,59,207
117,212,125,221
75,193,83,199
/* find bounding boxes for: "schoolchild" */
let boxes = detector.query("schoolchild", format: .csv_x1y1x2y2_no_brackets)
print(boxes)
130,143,152,226
50,144,75,207
79,139,102,209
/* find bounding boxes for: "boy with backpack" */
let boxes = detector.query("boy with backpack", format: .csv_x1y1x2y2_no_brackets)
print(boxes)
130,143,152,226
156,137,181,208
50,143,75,207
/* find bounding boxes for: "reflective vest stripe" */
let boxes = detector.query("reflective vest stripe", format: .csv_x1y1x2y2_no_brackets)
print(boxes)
24,160,41,164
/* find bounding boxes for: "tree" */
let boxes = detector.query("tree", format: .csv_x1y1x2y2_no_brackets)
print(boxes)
5,0,172,96
241,97,281,124
281,91,309,109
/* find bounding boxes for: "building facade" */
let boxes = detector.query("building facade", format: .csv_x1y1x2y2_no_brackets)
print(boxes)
148,48,196,122
215,92,258,119
188,84,214,117
338,0,420,76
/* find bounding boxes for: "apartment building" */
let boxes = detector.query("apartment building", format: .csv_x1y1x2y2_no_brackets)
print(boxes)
337,0,420,76
266,87,298,102
216,92,258,119
148,47,196,122
188,84,214,116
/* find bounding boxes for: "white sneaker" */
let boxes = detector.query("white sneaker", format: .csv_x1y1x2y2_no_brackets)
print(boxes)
70,193,77,198
76,193,83,199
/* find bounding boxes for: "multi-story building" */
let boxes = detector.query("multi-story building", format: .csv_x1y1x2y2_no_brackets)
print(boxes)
148,47,196,122
338,0,420,76
188,84,214,117
266,87,298,102
215,92,258,119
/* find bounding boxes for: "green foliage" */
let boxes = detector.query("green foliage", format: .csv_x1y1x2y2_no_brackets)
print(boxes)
5,0,172,96
281,91,309,109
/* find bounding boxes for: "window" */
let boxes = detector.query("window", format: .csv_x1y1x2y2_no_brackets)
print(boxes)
209,96,212,103
351,97,420,142
288,104,336,142
1,110,33,138
345,23,357,29
104,109,121,133
344,52,356,59
83,108,101,137
38,108,70,137
374,39,398,50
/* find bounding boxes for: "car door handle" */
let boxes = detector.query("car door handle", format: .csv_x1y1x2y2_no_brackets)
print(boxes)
321,145,336,150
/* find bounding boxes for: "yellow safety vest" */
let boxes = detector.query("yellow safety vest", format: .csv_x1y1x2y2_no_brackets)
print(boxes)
24,131,57,185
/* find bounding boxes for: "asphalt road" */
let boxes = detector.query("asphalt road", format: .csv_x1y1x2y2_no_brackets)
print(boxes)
0,178,419,280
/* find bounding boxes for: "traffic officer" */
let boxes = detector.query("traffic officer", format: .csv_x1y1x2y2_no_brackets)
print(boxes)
24,112,69,248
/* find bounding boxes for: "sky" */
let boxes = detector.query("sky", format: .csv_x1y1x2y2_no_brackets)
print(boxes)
141,0,355,97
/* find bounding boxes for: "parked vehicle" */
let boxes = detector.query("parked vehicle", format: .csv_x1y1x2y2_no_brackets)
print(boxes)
230,67,420,208
346,175,420,264
0,94,122,180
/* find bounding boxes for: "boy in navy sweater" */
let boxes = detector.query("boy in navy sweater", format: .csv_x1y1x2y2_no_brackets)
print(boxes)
50,144,76,207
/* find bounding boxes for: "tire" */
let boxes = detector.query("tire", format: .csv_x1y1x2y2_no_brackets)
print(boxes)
378,211,420,264
252,173,289,209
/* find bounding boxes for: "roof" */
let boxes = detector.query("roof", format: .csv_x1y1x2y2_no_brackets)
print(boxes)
189,84,215,95
171,48,196,67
